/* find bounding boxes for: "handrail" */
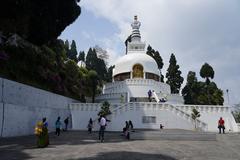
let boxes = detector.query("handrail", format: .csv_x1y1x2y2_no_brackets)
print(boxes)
169,104,208,131
174,104,230,113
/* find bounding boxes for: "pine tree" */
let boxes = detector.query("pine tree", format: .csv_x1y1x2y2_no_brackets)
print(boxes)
78,51,85,62
86,48,107,82
86,48,98,70
146,45,164,81
87,70,99,103
65,40,70,51
68,40,78,62
154,51,164,70
125,35,132,54
166,53,184,94
106,65,115,82
146,45,154,59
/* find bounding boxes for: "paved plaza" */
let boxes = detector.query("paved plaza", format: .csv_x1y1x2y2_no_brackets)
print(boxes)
0,129,240,160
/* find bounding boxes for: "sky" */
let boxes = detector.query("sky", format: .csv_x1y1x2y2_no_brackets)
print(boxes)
60,0,240,105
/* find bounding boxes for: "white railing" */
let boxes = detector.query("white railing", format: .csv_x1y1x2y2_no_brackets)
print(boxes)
125,79,170,93
104,79,171,94
69,103,101,111
104,81,125,90
95,92,128,102
174,104,230,113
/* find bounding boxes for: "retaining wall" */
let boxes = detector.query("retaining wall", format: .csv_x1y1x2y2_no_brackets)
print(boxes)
0,77,78,137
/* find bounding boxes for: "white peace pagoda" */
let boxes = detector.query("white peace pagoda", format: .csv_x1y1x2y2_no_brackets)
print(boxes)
97,15,183,104
70,16,239,133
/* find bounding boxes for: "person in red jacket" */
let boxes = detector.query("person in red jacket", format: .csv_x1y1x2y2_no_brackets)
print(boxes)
218,117,225,134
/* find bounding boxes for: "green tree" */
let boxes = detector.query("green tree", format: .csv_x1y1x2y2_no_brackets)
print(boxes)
191,108,201,129
0,0,81,45
200,63,215,104
78,51,85,62
106,65,115,82
67,40,78,62
86,48,107,82
182,71,199,104
98,101,112,117
200,63,214,85
65,40,70,51
166,53,184,94
86,70,99,103
146,45,163,69
146,45,154,57
146,45,164,82
154,51,164,70
86,48,97,70
206,82,223,105
64,60,81,97
125,35,132,54
96,58,108,82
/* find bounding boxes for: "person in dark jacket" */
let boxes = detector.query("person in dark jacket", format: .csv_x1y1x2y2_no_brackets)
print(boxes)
64,117,69,131
55,117,62,136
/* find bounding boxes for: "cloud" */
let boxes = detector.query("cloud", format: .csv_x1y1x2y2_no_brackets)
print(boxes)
81,0,240,104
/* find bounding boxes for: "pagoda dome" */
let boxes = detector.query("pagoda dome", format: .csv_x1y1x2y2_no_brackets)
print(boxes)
113,53,159,79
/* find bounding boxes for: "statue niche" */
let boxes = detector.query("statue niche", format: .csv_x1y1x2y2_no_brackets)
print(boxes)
132,64,144,78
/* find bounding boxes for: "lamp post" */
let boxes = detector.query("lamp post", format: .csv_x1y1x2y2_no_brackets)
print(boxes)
226,89,229,105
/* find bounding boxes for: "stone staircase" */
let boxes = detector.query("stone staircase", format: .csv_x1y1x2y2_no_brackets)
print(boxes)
107,103,208,131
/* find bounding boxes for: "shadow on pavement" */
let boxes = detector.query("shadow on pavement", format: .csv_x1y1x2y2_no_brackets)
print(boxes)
0,131,133,160
69,151,177,160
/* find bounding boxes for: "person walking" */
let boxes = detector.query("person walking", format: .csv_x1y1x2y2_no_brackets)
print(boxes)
218,117,225,134
55,117,62,136
99,115,106,142
64,117,69,131
88,118,93,134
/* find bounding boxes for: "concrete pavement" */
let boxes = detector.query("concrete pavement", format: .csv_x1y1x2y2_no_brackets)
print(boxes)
0,129,240,160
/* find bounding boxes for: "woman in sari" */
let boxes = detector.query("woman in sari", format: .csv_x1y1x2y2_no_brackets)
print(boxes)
35,118,49,148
